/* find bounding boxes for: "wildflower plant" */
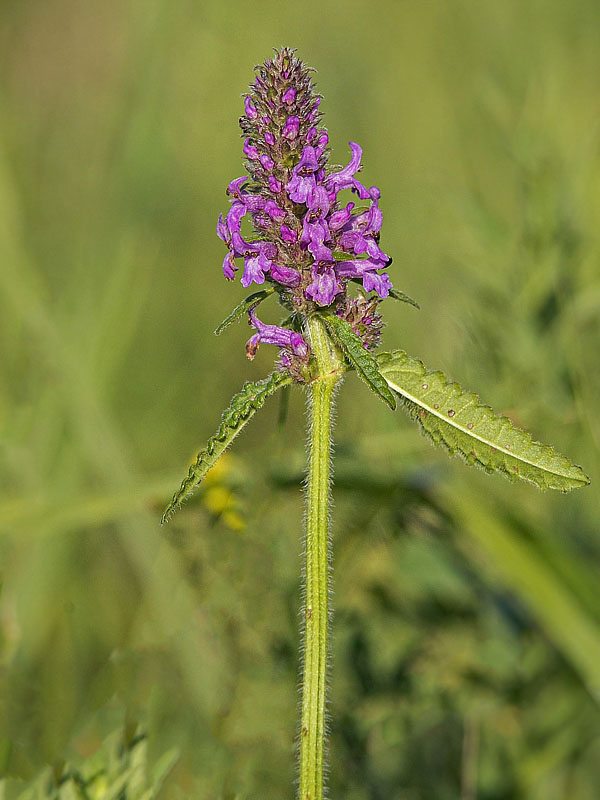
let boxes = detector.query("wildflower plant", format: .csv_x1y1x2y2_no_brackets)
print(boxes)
162,48,590,799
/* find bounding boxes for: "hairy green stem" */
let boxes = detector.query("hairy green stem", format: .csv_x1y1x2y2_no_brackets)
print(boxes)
299,316,343,800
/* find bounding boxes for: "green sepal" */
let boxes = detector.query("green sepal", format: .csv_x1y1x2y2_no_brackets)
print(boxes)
388,288,420,310
377,349,590,492
161,371,292,523
214,287,275,335
323,314,396,410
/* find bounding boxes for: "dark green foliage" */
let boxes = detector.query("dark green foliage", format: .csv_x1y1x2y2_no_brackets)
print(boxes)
323,313,397,409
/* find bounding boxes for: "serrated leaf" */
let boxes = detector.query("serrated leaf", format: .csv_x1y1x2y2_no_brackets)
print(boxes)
323,314,396,410
161,371,291,523
214,287,275,335
377,349,590,492
388,288,420,309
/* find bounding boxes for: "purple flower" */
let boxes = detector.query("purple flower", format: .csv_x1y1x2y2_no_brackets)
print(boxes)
243,139,259,160
270,262,301,286
336,258,392,298
305,263,342,306
222,252,237,280
264,199,286,221
283,115,301,140
329,202,354,231
246,307,308,360
244,97,258,119
280,224,297,243
216,214,229,244
226,202,247,236
362,270,392,297
260,153,275,171
286,146,319,204
282,87,296,104
217,48,396,375
326,142,371,199
227,176,248,198
242,253,268,287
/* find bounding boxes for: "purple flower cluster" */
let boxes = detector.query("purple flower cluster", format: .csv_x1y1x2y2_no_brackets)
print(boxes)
217,48,393,369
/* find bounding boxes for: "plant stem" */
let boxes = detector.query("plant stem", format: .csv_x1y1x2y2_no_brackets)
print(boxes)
299,315,343,800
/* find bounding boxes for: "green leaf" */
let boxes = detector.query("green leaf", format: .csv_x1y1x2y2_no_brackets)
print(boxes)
323,314,396,410
161,371,292,523
214,288,275,335
388,287,420,310
377,349,590,491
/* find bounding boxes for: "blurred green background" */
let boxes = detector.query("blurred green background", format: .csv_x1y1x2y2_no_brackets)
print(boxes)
1,1,599,798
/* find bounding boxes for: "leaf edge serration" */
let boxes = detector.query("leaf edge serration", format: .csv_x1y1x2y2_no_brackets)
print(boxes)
323,314,396,410
161,370,291,524
377,349,590,492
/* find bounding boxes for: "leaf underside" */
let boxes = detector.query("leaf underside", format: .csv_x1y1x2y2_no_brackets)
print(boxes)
377,349,590,492
214,287,275,335
323,314,396,410
161,371,291,523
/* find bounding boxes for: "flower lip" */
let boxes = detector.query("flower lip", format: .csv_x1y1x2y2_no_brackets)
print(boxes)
227,176,249,198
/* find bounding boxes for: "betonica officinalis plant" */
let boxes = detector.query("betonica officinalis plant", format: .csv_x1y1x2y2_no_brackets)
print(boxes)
162,47,590,799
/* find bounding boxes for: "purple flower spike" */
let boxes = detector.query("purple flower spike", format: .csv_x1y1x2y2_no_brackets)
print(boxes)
217,48,396,376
